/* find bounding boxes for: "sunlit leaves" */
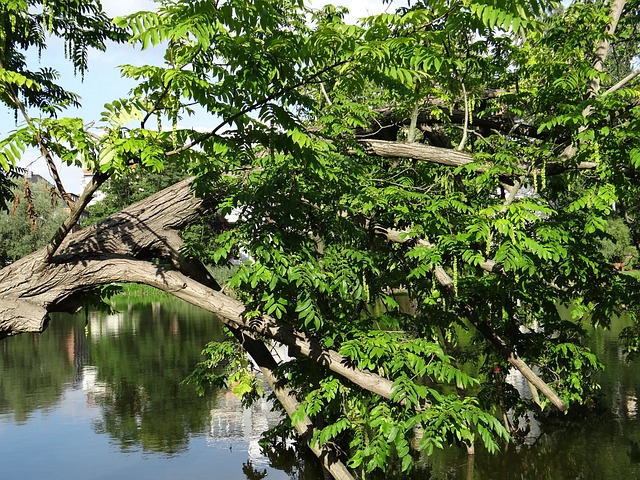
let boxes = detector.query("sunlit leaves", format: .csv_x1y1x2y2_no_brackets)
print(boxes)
184,339,264,407
0,131,27,171
0,0,127,111
107,0,640,476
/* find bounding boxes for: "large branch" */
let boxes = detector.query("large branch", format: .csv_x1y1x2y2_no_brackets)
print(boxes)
356,101,545,143
432,265,567,411
373,224,566,411
359,139,474,167
358,139,596,175
0,178,399,406
0,175,564,419
588,0,627,99
561,0,628,160
232,328,354,480
0,177,358,479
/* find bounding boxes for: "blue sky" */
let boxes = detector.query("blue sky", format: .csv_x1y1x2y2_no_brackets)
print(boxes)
1,0,390,194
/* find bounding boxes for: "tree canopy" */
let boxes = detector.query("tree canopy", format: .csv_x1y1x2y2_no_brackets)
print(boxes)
1,0,640,478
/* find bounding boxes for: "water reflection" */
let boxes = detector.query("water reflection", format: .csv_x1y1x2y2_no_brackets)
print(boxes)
2,297,640,479
0,296,316,480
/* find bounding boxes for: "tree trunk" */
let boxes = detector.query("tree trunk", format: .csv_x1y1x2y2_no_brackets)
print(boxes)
0,176,399,479
0,179,398,403
0,171,566,478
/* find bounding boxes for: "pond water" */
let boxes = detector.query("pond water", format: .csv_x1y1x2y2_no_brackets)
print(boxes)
0,297,323,480
0,296,639,480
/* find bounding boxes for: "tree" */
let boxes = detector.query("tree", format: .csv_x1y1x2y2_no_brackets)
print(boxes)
0,176,67,263
600,216,637,267
1,0,640,479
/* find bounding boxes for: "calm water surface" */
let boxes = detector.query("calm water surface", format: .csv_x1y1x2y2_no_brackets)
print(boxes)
0,297,322,480
1,296,639,479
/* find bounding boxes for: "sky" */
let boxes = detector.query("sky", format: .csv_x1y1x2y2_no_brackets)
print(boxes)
1,0,394,194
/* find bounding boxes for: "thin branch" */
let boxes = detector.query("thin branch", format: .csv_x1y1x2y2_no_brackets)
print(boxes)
141,80,174,129
5,88,75,208
407,81,421,143
370,177,434,192
320,81,333,106
456,83,469,151
432,265,567,411
603,69,640,96
165,59,350,157
40,170,109,263
232,328,355,480
504,178,523,207
370,223,566,410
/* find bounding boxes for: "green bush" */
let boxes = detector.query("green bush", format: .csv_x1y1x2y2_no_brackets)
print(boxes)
599,217,637,268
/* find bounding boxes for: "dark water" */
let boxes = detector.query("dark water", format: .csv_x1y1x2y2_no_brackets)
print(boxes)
412,319,640,480
1,297,639,480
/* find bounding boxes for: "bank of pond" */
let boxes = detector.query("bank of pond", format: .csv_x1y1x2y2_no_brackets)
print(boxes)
0,293,638,479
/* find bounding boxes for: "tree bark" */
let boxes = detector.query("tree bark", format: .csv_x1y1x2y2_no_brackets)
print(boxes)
360,139,474,167
0,175,567,411
0,177,370,478
0,178,401,403
358,139,596,175
230,328,355,480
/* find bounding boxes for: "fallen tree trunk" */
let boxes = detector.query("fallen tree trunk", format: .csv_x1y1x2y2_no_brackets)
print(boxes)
0,178,397,403
0,175,566,412
0,176,398,479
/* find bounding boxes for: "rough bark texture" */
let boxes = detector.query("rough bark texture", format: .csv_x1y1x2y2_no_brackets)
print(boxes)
0,178,396,399
231,327,355,480
0,169,566,412
360,139,474,167
0,177,206,335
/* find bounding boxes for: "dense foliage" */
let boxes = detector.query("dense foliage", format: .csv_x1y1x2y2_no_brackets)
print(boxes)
0,0,127,208
2,0,640,477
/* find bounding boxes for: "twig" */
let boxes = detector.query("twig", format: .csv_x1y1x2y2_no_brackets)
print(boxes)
603,69,640,96
165,59,350,157
456,83,469,151
319,81,333,106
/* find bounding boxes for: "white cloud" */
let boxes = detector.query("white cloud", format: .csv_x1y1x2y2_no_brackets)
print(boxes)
102,0,157,17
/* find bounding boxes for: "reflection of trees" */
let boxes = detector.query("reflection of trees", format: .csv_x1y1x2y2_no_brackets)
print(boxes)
259,443,325,480
242,460,268,480
0,313,82,423
89,298,225,455
390,317,640,480
259,442,439,480
424,317,640,480
3,300,640,478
